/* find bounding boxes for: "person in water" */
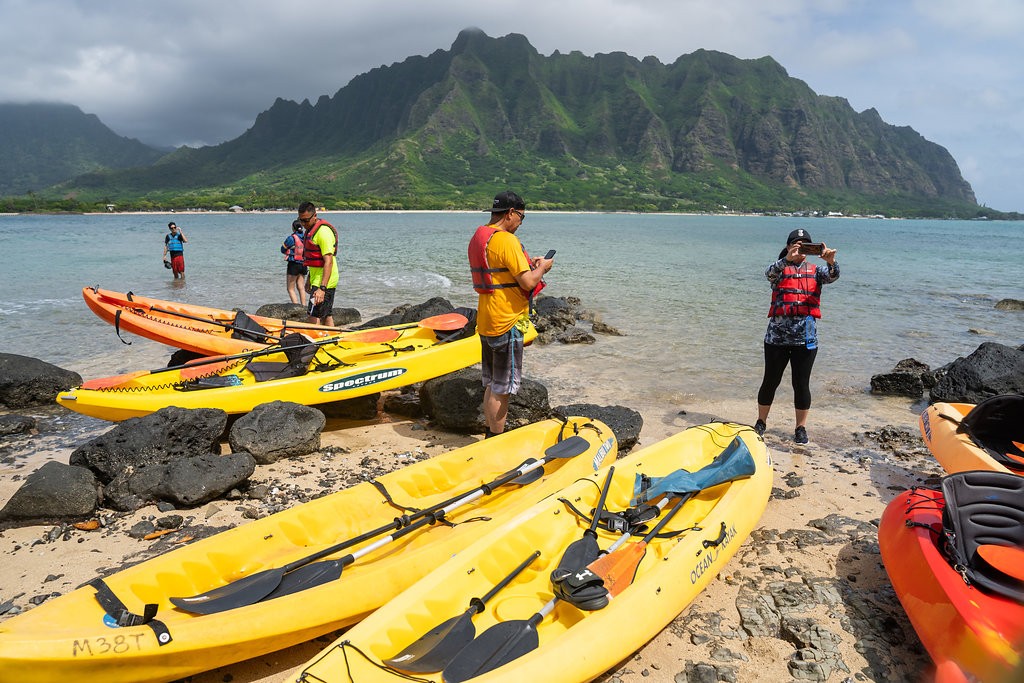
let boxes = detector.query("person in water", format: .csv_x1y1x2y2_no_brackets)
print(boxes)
754,228,839,444
281,219,308,305
468,190,553,438
297,202,339,326
163,222,188,279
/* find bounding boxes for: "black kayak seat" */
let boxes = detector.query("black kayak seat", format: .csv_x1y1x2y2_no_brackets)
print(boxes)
433,306,477,343
246,333,317,382
957,394,1024,472
231,311,273,344
940,470,1024,602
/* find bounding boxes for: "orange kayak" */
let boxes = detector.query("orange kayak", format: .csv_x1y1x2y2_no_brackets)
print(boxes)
920,399,1024,476
81,287,466,356
878,483,1024,682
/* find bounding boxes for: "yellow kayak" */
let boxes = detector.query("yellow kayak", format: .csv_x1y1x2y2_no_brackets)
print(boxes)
295,422,772,683
0,416,617,683
920,399,1024,476
56,323,489,421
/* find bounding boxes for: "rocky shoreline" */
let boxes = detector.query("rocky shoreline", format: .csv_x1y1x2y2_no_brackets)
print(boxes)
0,296,1021,682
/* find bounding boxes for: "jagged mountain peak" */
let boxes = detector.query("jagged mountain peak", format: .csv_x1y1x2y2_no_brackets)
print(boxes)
29,32,977,212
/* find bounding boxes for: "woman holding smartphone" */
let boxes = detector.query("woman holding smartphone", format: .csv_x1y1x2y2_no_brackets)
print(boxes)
753,228,840,444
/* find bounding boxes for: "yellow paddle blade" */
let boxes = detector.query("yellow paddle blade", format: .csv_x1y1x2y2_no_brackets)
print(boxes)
586,541,648,598
80,371,148,390
976,544,1024,582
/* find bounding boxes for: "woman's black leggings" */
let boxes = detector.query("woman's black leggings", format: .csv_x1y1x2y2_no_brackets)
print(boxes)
757,343,818,410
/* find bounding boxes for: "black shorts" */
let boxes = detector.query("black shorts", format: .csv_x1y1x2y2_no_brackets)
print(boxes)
287,261,308,277
308,288,336,320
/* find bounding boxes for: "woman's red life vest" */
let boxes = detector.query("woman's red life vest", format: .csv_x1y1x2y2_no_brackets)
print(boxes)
769,262,822,318
468,226,544,297
285,232,305,262
302,219,338,268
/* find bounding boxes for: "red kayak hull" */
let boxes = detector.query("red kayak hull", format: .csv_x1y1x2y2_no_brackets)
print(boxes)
878,488,1023,682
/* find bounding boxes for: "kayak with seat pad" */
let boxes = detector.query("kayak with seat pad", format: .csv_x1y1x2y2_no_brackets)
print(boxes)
920,396,1024,476
879,471,1024,683
0,416,617,683
293,422,771,683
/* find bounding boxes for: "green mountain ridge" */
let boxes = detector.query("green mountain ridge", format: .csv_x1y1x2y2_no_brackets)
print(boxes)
6,30,1011,217
0,103,166,197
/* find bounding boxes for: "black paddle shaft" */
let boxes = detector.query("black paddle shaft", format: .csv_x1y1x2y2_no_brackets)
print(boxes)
169,436,590,614
550,466,616,583
283,436,589,573
384,550,541,673
442,598,555,682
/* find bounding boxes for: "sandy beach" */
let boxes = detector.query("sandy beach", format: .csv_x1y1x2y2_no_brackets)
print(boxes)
0,381,942,682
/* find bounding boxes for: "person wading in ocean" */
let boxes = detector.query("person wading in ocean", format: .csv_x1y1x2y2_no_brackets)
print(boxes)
163,222,188,279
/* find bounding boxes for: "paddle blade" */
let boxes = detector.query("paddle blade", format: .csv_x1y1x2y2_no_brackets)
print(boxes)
179,356,232,380
386,608,477,673
339,328,402,343
80,371,147,390
510,436,591,485
169,568,283,615
261,559,345,601
586,541,647,598
550,535,600,584
442,618,540,683
511,466,543,486
545,435,591,459
977,544,1024,581
420,312,469,331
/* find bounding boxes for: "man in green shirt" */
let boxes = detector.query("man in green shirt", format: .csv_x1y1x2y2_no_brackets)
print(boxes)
297,201,339,326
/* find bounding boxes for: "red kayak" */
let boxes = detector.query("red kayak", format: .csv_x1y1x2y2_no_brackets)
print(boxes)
878,474,1024,683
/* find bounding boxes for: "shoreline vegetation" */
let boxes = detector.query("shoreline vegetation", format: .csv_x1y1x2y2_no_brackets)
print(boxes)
1,192,1019,221
0,208,1011,220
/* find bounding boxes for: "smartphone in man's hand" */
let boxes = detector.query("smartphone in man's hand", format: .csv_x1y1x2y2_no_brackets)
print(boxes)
798,242,824,256
544,249,556,259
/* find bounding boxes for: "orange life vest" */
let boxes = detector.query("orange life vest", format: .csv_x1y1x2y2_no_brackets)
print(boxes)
302,219,338,268
468,226,544,297
769,262,822,318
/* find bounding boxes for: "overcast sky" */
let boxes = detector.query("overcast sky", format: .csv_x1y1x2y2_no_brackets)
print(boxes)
1,0,1021,211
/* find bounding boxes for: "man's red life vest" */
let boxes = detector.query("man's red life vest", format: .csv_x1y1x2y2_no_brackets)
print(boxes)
302,219,338,268
769,262,822,318
468,226,544,297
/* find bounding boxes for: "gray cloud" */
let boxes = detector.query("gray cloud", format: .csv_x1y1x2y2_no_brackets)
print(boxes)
1,0,1020,210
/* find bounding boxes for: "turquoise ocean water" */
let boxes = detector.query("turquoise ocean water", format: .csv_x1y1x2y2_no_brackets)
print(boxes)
0,211,1021,443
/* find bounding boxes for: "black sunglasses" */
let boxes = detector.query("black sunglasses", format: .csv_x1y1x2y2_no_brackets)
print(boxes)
512,209,525,221
298,215,316,224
